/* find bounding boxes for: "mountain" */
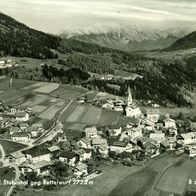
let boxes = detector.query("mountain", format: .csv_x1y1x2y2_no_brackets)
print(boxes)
0,12,60,59
61,25,191,52
166,31,196,51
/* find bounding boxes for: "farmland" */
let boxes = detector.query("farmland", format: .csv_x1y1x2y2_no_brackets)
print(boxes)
0,139,28,155
0,167,15,196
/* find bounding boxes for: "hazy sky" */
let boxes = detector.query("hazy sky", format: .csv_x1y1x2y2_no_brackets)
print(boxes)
1,0,196,34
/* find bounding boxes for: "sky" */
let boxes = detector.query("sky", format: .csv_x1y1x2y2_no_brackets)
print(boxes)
0,0,196,34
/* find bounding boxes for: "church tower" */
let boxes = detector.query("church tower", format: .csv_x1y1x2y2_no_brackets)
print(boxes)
127,86,132,106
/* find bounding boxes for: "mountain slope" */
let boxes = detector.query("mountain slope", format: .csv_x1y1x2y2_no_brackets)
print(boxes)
166,31,196,51
0,12,60,59
61,25,191,52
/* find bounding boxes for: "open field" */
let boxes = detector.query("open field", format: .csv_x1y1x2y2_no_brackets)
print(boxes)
51,84,88,100
0,167,15,196
0,139,27,155
33,83,59,94
156,158,196,195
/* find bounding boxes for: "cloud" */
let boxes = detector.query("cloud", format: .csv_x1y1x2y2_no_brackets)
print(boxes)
1,0,196,33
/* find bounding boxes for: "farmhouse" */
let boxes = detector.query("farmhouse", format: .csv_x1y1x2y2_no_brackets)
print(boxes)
102,103,113,110
74,163,88,177
78,138,92,149
48,145,60,158
108,125,122,137
25,148,51,163
9,126,21,135
120,127,143,141
177,132,196,145
110,141,133,153
92,138,108,148
146,109,160,122
74,149,92,161
15,112,29,122
164,117,176,129
21,161,51,176
6,151,26,165
98,144,109,156
84,126,98,138
184,145,196,157
19,123,28,131
11,132,30,143
59,152,78,166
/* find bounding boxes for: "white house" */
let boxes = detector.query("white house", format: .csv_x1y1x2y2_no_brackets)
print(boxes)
21,161,51,176
74,163,88,177
108,125,122,137
78,138,92,149
84,126,97,138
15,112,29,122
59,152,78,166
185,145,196,157
121,127,143,142
102,103,113,110
11,132,30,143
110,141,133,153
98,144,109,156
74,149,92,161
92,138,108,148
146,109,160,122
164,118,176,129
177,132,196,145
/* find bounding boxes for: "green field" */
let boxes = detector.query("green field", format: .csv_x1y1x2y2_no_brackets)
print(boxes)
156,158,196,195
0,139,28,155
0,167,15,196
51,84,88,100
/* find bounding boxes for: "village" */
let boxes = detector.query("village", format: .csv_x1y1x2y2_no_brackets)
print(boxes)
0,83,196,193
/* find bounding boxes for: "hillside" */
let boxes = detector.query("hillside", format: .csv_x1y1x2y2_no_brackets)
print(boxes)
166,31,196,51
0,12,60,59
61,25,191,52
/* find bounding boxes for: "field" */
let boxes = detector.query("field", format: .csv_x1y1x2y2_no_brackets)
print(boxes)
0,139,27,155
51,84,88,100
156,158,196,195
33,83,59,94
0,167,15,196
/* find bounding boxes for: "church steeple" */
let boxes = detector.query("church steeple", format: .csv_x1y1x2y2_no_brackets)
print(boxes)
128,86,132,106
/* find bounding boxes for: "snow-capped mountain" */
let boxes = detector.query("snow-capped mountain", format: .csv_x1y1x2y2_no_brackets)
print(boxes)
61,24,192,52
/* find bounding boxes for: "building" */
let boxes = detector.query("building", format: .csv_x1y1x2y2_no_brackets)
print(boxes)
149,133,165,143
19,123,29,131
92,138,108,148
59,152,78,166
6,152,26,165
121,127,143,141
146,109,160,122
164,117,176,129
84,126,97,138
48,146,60,158
9,126,21,135
110,141,133,153
25,148,51,164
98,144,109,156
184,145,196,158
74,163,88,177
177,132,196,145
108,125,122,137
15,112,29,122
125,86,142,118
78,138,92,149
74,149,92,161
21,161,51,176
11,132,30,143
102,103,113,110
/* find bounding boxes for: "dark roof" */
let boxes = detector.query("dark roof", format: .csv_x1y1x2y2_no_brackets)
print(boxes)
59,151,77,159
15,112,26,117
11,132,29,137
23,146,50,157
111,141,128,147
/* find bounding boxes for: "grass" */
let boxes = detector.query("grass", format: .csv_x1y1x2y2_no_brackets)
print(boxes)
0,139,28,155
51,84,88,100
0,167,15,196
155,158,196,195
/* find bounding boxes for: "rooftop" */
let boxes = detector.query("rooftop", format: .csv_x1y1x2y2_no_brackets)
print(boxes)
59,151,77,159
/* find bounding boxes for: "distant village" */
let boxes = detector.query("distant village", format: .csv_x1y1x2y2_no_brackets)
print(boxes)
0,85,196,189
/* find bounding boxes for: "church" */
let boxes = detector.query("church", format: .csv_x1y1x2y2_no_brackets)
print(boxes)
125,86,142,118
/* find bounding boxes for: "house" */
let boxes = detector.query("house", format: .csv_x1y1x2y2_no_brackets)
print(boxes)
9,126,21,135
142,117,156,128
92,138,108,148
15,112,29,122
48,146,60,158
149,133,165,143
164,118,176,129
74,163,88,177
19,123,29,131
20,161,51,176
11,132,30,143
110,141,133,153
108,125,122,137
28,126,40,138
84,126,97,138
6,151,26,165
146,109,160,122
190,122,196,131
177,132,196,145
32,123,44,132
74,149,91,161
25,148,51,164
184,145,196,158
98,144,109,156
156,123,164,130
59,152,78,166
160,139,175,150
102,103,113,110
55,121,64,133
113,105,123,112
78,138,92,149
120,127,143,142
